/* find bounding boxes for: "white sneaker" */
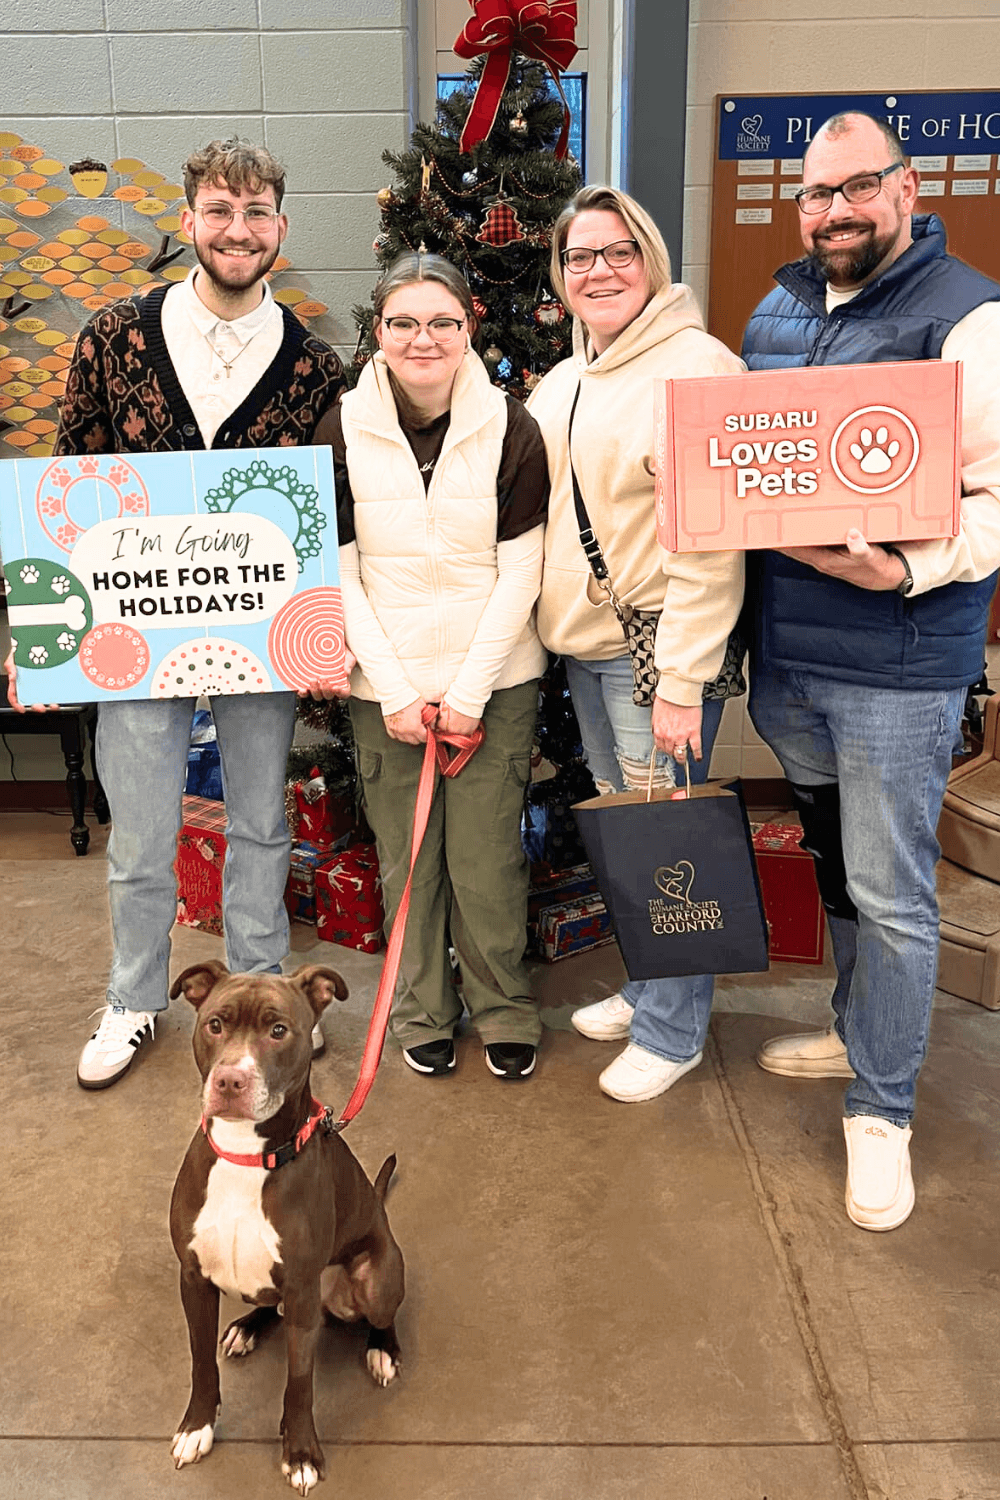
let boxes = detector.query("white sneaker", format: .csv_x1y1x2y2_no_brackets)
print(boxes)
77,1004,156,1090
599,1043,703,1102
571,992,634,1041
756,1025,855,1078
843,1115,914,1231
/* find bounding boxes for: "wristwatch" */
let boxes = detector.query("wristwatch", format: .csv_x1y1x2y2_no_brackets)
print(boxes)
882,544,913,596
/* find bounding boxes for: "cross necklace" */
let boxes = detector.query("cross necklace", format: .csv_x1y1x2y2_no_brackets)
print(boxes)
203,324,265,378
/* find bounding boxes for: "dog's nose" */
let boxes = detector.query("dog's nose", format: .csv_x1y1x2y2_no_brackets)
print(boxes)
212,1066,250,1096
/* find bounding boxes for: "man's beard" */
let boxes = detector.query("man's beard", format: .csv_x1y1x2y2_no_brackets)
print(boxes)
809,223,897,287
193,236,280,301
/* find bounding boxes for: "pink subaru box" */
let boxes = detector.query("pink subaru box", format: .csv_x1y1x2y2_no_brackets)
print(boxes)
655,361,962,552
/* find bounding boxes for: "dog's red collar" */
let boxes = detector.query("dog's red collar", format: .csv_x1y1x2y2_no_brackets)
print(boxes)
200,1096,334,1170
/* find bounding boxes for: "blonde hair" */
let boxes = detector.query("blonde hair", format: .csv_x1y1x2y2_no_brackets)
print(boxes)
549,185,672,310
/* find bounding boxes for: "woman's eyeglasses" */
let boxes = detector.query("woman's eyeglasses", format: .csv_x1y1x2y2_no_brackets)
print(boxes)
382,317,467,344
560,239,640,273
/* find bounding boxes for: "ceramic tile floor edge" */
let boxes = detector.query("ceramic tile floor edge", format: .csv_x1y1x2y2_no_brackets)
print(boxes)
703,1023,871,1500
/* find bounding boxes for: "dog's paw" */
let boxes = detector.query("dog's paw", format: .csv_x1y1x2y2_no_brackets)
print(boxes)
221,1322,256,1357
281,1458,322,1496
366,1347,399,1387
171,1421,216,1468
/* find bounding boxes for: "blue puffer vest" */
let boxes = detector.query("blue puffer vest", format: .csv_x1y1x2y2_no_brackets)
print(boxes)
742,215,1000,690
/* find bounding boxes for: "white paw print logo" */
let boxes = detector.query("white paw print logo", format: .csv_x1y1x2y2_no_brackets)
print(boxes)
831,405,920,495
57,631,77,652
19,564,40,585
850,426,900,475
28,645,48,665
50,574,71,596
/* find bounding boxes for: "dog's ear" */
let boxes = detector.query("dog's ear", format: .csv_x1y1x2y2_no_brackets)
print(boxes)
169,960,230,1005
292,965,348,1016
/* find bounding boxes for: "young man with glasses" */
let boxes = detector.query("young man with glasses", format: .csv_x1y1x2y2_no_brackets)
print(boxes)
741,112,1000,1230
8,139,346,1090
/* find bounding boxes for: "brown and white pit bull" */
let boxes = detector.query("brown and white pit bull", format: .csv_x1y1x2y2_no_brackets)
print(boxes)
168,960,404,1496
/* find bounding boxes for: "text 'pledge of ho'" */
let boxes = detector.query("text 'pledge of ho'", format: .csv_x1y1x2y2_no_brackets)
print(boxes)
0,446,343,703
69,514,297,627
654,360,962,552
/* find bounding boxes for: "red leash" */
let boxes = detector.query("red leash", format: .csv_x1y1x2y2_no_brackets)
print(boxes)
333,706,484,1130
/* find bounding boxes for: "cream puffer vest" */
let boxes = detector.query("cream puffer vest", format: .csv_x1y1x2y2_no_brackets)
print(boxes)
341,350,546,705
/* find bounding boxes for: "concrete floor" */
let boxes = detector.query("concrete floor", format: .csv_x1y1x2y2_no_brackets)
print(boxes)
2,805,999,1500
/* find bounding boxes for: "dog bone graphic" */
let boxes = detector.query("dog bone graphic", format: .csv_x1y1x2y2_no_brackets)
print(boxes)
10,594,88,632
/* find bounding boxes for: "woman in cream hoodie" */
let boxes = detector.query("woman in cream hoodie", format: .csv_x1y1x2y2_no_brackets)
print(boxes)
527,185,746,1104
316,253,548,1082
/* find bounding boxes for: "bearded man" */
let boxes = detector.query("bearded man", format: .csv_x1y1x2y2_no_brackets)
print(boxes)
8,139,346,1090
741,112,1000,1230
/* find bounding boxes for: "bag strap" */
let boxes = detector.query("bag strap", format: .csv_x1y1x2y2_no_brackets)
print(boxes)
568,383,627,620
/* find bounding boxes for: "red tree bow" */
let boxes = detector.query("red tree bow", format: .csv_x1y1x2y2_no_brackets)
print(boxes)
453,1,579,159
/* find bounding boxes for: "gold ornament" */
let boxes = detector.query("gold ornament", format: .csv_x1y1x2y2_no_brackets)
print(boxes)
377,186,395,209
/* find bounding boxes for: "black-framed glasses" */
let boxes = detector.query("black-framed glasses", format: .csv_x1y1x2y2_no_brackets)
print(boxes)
794,162,904,214
382,316,466,344
560,238,640,273
196,203,280,228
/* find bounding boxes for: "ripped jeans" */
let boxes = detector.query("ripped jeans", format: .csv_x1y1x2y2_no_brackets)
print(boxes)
564,653,726,1063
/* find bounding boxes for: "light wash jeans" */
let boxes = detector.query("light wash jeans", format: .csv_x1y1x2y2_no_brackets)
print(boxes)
564,653,726,1064
95,693,297,1013
749,665,966,1126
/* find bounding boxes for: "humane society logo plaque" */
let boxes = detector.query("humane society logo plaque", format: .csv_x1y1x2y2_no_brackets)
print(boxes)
0,447,344,702
655,361,961,552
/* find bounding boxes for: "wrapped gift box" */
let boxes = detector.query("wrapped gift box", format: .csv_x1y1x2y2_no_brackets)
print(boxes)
316,846,385,954
527,863,600,954
284,841,340,925
175,794,227,937
293,766,358,850
537,892,615,963
655,360,961,553
751,822,825,965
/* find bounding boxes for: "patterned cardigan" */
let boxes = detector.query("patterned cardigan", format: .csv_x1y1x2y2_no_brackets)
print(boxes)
55,283,344,456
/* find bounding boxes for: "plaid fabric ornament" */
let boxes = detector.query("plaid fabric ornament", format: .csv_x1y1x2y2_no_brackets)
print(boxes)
476,195,525,247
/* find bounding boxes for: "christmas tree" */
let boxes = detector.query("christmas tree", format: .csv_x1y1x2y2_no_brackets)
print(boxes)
352,51,582,399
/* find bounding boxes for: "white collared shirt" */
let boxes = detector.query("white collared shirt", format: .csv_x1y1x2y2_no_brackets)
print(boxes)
160,268,285,447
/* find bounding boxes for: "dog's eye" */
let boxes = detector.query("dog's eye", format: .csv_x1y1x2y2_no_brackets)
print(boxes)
207,1017,223,1035
271,1023,288,1039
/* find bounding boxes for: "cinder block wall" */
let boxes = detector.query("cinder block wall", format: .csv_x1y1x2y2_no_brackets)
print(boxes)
683,0,1000,782
0,2,411,780
1,0,412,362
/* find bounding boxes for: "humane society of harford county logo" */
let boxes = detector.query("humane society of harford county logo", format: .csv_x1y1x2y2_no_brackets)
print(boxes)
736,114,771,153
648,861,725,936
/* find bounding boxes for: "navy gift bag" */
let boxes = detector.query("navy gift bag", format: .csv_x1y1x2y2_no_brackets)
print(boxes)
573,777,769,980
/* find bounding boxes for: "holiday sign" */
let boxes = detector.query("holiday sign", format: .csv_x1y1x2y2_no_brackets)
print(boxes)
655,361,961,552
0,446,345,702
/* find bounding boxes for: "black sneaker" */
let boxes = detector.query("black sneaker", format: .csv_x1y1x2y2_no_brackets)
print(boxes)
402,1038,456,1076
484,1042,537,1080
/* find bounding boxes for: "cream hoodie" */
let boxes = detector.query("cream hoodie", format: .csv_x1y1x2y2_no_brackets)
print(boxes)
527,284,745,707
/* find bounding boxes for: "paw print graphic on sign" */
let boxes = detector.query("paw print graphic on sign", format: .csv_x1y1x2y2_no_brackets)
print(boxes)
831,404,920,496
850,427,900,475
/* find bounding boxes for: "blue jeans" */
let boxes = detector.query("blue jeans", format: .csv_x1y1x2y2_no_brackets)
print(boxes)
749,665,965,1126
96,693,297,1013
564,653,726,1063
